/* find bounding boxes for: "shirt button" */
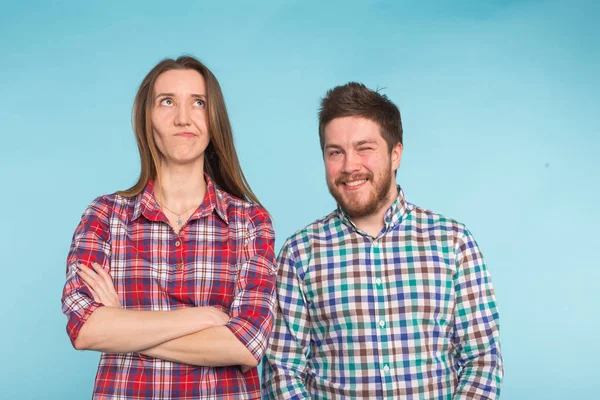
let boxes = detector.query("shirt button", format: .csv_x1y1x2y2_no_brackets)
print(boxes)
383,364,390,373
175,263,183,270
379,320,386,328
375,278,382,286
175,240,181,247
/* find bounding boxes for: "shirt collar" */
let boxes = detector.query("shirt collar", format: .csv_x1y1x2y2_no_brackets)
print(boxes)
131,173,229,225
132,180,161,222
335,185,408,235
200,174,229,224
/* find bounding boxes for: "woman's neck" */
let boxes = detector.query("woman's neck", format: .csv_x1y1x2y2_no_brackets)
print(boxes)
155,162,207,212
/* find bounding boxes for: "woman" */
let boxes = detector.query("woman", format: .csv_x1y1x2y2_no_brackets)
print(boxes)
61,56,276,399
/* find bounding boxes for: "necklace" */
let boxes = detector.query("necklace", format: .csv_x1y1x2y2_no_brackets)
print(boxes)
157,200,199,227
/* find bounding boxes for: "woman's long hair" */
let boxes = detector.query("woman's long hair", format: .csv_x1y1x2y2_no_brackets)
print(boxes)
117,56,261,206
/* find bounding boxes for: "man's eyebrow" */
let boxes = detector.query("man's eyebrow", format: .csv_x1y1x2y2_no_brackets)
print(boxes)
324,143,343,149
354,139,377,147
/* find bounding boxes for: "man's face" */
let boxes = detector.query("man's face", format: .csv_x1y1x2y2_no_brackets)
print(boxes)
324,116,402,219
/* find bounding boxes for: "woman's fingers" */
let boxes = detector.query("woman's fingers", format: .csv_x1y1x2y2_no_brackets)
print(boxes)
76,265,101,302
92,262,113,288
77,264,108,297
91,262,119,296
78,263,107,290
77,262,121,308
91,262,121,308
88,285,101,303
77,263,100,288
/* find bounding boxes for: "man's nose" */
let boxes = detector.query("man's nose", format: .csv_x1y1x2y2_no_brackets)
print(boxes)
342,151,361,173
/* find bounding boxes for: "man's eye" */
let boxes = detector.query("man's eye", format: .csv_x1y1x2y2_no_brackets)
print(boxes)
329,150,341,156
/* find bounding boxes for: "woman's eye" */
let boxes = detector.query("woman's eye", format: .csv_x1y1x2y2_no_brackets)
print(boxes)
160,98,173,106
193,99,205,107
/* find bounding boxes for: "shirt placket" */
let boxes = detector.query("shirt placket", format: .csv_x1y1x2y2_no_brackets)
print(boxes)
370,237,394,396
168,227,187,299
174,231,185,271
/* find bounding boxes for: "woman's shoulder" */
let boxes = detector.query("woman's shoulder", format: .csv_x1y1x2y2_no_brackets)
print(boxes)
87,191,139,208
215,188,272,228
81,191,141,221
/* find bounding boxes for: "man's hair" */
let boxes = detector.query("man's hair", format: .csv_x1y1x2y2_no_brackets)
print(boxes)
318,82,403,152
117,55,261,206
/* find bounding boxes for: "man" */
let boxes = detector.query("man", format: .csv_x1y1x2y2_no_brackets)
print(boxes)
262,82,502,399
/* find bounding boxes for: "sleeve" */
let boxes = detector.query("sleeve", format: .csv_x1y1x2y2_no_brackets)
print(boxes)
61,196,111,346
453,228,503,399
225,206,277,362
261,240,312,400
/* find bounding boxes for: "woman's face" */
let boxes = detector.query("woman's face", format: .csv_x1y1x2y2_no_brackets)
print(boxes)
150,69,210,167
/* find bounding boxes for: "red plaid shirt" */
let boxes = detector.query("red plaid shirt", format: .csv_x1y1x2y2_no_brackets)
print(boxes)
61,175,276,399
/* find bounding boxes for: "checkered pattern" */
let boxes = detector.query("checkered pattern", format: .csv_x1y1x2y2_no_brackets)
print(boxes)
262,187,502,399
61,175,276,399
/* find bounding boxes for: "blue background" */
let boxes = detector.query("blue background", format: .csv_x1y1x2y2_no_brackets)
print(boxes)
1,1,598,398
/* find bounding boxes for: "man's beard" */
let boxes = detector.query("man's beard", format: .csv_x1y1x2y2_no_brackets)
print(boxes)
327,165,394,219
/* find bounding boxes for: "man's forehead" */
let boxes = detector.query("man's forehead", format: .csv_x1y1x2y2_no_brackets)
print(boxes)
326,115,381,131
324,119,384,146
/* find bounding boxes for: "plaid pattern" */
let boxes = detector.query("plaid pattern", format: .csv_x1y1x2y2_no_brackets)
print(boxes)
61,175,276,399
263,187,502,399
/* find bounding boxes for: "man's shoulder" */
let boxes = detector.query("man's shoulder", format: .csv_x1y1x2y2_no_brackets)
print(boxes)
405,201,468,236
281,209,341,250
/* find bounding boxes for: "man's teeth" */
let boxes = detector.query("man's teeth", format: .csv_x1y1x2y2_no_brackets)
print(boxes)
345,179,367,187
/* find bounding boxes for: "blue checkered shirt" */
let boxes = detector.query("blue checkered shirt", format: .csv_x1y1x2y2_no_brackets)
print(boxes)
262,187,502,399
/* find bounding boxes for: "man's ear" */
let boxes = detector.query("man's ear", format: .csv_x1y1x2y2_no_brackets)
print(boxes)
391,143,403,171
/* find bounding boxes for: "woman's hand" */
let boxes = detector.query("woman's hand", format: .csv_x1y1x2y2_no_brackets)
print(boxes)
77,262,122,308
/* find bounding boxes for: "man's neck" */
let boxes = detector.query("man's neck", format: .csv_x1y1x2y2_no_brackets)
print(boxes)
351,185,398,238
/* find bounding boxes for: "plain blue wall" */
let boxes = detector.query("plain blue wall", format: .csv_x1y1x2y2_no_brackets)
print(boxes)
1,1,598,398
